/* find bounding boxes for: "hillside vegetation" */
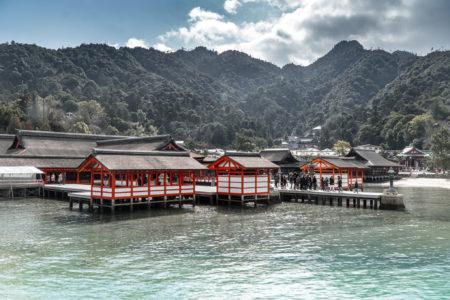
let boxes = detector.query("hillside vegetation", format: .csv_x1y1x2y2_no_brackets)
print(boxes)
0,40,448,150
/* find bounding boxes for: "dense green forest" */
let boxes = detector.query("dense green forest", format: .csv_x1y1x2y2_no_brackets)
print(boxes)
0,40,448,150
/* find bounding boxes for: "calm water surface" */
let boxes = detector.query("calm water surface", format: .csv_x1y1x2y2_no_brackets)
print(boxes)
0,185,449,299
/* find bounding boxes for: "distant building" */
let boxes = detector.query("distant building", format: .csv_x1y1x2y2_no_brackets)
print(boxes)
346,148,399,181
293,147,337,161
355,144,381,152
400,146,430,169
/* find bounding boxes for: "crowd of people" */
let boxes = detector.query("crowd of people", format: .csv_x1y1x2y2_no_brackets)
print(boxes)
273,171,344,192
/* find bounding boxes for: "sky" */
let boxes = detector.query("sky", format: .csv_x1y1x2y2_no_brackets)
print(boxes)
0,0,449,66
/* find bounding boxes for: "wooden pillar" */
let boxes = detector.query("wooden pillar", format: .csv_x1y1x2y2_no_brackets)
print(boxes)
228,194,231,206
254,194,258,208
164,196,167,208
69,198,73,209
76,172,80,184
130,172,134,199
346,198,349,207
164,172,167,197
130,197,134,212
111,199,115,213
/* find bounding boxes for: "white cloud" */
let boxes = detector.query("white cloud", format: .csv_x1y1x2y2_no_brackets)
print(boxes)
189,7,223,21
224,0,241,14
158,1,450,66
153,43,173,52
125,37,149,49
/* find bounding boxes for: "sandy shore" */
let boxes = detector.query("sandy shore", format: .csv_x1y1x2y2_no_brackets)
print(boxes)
372,177,450,190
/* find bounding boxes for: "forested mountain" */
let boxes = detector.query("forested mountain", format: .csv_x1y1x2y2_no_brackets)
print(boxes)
0,40,448,150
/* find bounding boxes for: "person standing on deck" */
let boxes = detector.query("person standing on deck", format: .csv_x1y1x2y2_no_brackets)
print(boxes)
329,176,334,190
354,181,359,193
312,176,317,190
338,176,342,192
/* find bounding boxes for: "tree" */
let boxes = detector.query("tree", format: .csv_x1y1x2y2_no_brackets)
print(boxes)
430,128,450,170
69,121,91,134
235,133,256,152
332,140,351,156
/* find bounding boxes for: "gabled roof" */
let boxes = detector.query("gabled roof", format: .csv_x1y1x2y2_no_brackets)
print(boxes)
0,134,15,154
96,135,186,151
300,157,369,170
7,129,127,156
209,152,279,170
0,154,84,169
260,148,300,164
401,146,428,157
347,148,399,167
79,149,207,171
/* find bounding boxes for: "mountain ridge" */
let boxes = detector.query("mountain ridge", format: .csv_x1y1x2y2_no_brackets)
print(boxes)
0,40,447,150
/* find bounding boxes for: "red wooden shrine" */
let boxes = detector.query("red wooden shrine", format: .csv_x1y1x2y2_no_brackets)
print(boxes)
300,157,367,189
208,153,278,196
78,152,202,200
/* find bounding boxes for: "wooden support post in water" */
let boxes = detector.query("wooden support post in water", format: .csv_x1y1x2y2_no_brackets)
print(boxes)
69,198,73,209
254,194,258,208
241,195,244,207
363,199,367,208
130,197,134,212
111,199,115,213
193,194,196,207
346,198,349,207
79,201,83,210
179,196,182,208
147,197,151,209
164,196,167,209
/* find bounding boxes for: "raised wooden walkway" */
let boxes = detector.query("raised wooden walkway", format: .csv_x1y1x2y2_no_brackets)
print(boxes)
279,188,382,209
43,184,277,210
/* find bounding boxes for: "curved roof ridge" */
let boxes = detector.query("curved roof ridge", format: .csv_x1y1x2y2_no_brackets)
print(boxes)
16,129,128,141
96,134,171,145
92,148,189,157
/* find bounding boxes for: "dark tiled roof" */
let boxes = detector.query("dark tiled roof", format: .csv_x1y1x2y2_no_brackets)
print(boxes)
321,157,369,169
96,135,186,151
84,149,207,171
347,148,399,167
260,149,300,164
0,134,14,154
0,154,84,169
8,129,127,156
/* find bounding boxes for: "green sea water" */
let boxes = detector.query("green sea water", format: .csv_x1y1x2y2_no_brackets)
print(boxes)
0,185,449,299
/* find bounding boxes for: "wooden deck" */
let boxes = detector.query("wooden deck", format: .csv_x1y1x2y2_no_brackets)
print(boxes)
279,188,382,209
44,183,195,212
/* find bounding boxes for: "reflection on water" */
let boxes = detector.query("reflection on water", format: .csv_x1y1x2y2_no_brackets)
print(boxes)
0,186,449,299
